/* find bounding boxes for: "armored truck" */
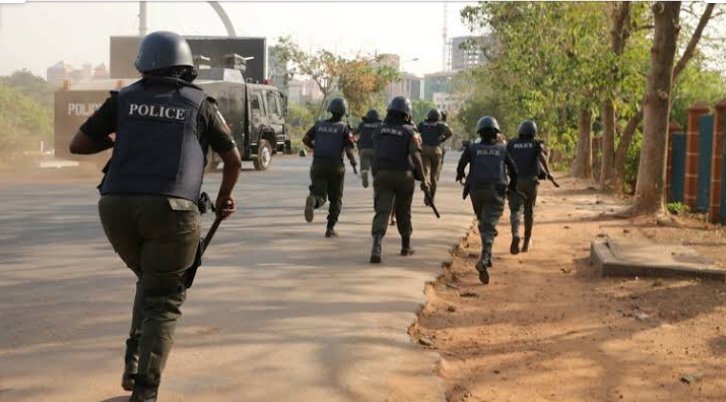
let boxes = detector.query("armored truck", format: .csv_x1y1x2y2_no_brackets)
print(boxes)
54,66,287,171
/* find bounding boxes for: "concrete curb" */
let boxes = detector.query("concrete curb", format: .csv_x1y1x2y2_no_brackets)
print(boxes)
590,239,726,281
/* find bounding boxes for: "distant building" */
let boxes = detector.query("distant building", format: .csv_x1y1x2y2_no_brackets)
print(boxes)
387,72,423,101
432,92,465,114
47,61,105,86
423,70,460,101
92,64,110,80
46,61,73,86
287,78,324,105
450,35,489,71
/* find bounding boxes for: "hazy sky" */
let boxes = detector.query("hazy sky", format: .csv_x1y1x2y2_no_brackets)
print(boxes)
0,1,479,78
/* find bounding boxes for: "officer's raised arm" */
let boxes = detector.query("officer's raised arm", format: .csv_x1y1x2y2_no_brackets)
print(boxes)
69,93,117,154
456,146,470,183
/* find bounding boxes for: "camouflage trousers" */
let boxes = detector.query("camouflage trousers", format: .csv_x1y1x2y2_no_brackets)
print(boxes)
469,184,505,268
507,178,539,238
421,145,443,200
371,169,415,237
98,194,200,388
309,160,346,228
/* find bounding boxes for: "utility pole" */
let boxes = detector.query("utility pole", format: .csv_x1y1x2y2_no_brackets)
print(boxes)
442,2,448,71
139,1,148,36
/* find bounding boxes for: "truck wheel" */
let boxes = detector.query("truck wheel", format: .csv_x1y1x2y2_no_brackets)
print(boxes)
253,139,273,171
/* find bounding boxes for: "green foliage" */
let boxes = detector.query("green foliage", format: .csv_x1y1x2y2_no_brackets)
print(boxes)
275,36,399,118
286,103,316,148
671,61,726,128
0,69,55,109
411,99,436,124
0,82,53,164
623,129,642,193
667,202,690,215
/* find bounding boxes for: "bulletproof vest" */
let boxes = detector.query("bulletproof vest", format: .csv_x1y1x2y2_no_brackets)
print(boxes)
357,121,379,149
374,123,413,171
468,142,507,186
313,120,347,160
419,121,441,146
101,77,206,202
507,137,540,178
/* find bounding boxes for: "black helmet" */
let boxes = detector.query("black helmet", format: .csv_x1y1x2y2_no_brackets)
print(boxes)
327,97,348,116
427,108,442,121
135,31,194,73
365,108,380,122
387,96,412,116
518,120,537,138
476,116,500,135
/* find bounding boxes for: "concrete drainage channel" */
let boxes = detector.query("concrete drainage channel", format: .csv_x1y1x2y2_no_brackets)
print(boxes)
590,238,726,281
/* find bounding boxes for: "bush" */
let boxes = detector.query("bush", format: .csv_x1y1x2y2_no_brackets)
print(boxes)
667,202,689,215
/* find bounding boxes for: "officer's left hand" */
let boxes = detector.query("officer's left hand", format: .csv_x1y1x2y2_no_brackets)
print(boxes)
216,195,236,220
420,181,430,193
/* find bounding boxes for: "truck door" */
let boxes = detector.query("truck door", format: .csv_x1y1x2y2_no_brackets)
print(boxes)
265,90,285,149
248,90,265,145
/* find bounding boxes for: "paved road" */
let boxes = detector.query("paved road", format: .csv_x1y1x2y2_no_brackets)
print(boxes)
0,154,472,402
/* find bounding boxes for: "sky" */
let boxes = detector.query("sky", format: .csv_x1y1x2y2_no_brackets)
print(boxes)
0,1,479,79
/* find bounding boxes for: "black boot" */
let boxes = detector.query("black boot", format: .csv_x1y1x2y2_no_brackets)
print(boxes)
370,234,383,263
130,376,159,402
400,236,415,256
121,360,138,392
475,257,490,285
510,235,520,255
325,225,337,238
522,232,532,252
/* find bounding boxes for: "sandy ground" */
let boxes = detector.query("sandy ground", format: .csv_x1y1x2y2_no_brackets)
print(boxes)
410,177,726,402
0,155,473,402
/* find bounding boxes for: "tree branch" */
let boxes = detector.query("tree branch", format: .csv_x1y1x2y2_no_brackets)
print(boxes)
672,3,715,79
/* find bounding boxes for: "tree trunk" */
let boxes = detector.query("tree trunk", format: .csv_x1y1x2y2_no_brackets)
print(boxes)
610,3,713,193
600,2,632,190
610,108,643,191
600,99,616,188
570,107,593,179
632,2,681,215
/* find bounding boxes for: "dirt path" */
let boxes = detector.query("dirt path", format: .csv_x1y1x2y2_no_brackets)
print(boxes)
411,177,726,402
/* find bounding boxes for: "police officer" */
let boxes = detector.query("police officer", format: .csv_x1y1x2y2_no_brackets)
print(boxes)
355,108,381,188
69,31,242,402
456,116,517,284
370,96,428,263
506,120,552,253
417,108,453,204
303,97,357,237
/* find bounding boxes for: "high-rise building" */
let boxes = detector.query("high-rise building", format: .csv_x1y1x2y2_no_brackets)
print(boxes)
423,70,459,101
46,61,73,86
450,35,489,71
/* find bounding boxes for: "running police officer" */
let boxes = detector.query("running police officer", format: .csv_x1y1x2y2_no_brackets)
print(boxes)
355,108,381,188
69,31,242,402
417,108,453,204
370,96,428,263
456,116,517,284
303,97,357,237
506,120,552,253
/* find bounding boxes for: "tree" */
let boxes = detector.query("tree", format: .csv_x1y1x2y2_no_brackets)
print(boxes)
1,69,55,109
0,82,53,165
275,37,399,118
275,36,344,116
632,2,682,214
610,3,717,193
338,58,398,118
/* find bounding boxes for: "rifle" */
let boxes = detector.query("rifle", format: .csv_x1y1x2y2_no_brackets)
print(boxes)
423,187,441,219
547,175,561,188
183,193,225,289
